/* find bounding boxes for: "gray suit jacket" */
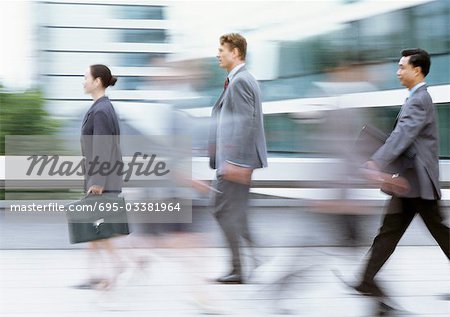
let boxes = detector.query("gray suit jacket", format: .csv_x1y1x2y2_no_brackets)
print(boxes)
81,96,123,192
209,66,268,172
372,85,441,200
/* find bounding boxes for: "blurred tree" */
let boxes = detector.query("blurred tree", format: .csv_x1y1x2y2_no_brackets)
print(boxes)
0,87,61,199
0,88,60,155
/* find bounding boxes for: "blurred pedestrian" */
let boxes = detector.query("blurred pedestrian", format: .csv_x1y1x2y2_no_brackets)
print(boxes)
72,64,129,290
208,33,268,284
352,48,449,301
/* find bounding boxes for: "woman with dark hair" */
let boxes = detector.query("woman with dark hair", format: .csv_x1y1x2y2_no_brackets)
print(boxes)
81,64,121,197
73,64,129,290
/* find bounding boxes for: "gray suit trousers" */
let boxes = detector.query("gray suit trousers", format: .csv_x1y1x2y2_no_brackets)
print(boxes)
212,174,253,271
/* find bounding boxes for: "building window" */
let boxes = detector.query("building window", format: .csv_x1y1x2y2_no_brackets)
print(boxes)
116,52,167,67
116,6,164,20
121,29,167,44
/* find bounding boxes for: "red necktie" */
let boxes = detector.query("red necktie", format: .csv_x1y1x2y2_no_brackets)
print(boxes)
224,77,229,90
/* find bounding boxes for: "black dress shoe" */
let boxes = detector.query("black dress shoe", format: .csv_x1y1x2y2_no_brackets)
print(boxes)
353,281,387,298
72,278,105,290
216,273,243,284
378,300,397,316
333,270,386,298
376,298,408,316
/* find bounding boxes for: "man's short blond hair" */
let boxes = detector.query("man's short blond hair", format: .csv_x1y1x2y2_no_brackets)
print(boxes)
220,33,247,60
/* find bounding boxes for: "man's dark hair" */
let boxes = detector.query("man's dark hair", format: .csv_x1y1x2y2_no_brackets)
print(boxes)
401,48,431,77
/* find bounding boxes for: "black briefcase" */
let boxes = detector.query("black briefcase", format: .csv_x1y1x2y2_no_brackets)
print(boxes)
353,124,416,174
66,193,130,244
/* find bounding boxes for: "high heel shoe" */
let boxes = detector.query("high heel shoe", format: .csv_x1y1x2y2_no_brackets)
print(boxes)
72,278,108,290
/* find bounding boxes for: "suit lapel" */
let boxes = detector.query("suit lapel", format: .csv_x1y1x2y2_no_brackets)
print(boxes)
211,66,248,115
82,110,92,127
82,97,104,126
212,89,227,115
393,98,408,129
82,100,101,126
393,85,428,129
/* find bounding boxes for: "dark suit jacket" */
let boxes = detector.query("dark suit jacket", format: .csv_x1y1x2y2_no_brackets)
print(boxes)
81,96,123,192
208,66,268,172
371,85,441,200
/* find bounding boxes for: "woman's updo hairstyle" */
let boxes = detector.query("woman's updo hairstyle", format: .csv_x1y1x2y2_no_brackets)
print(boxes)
90,64,117,88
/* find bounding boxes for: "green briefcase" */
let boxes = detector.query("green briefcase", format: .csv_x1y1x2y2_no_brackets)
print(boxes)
65,193,130,244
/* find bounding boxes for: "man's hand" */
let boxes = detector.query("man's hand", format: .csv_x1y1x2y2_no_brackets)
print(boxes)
361,160,383,183
87,185,104,195
365,160,380,172
191,180,212,194
222,162,253,185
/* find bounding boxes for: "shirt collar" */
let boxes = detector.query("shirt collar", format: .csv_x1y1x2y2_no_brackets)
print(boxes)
409,82,426,97
92,95,108,107
227,63,245,82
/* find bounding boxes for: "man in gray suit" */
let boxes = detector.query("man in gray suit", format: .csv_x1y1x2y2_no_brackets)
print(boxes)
353,48,449,299
209,33,268,284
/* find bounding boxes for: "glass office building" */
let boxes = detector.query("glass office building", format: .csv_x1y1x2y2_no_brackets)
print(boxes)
35,0,172,118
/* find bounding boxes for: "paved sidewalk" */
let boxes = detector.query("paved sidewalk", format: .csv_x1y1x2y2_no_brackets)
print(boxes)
0,246,449,316
2,206,448,249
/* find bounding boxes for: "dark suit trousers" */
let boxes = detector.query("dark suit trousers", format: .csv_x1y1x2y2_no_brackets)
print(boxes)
213,174,253,272
362,196,450,283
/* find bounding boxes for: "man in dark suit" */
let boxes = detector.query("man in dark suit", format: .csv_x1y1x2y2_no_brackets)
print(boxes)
209,33,268,284
354,48,449,298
